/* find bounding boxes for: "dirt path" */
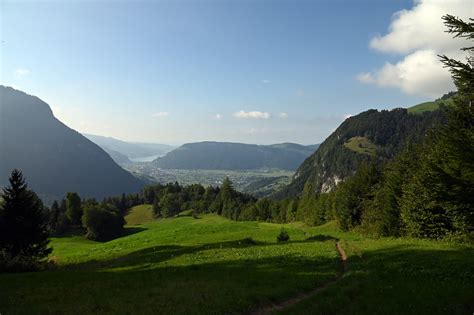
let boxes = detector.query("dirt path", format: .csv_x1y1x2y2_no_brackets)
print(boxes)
248,241,348,315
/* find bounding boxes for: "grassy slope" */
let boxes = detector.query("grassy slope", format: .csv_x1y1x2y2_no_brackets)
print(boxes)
407,96,454,114
124,204,155,226
280,222,474,315
407,101,440,114
0,215,338,314
343,136,377,156
1,216,473,314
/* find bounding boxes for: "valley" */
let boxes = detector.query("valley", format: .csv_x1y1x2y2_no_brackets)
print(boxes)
124,164,293,197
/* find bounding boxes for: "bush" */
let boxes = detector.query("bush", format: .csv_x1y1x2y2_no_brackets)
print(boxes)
82,205,124,241
277,228,290,242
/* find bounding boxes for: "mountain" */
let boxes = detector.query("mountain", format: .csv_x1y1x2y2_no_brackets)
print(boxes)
84,134,175,163
272,107,445,199
0,86,145,202
102,148,131,164
153,142,318,171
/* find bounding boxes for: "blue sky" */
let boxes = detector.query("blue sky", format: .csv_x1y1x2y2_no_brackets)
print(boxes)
1,0,467,145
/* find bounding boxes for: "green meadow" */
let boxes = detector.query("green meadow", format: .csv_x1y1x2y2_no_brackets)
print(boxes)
1,207,473,314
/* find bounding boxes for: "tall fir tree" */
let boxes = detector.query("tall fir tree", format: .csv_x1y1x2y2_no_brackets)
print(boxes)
0,170,52,260
66,192,82,226
400,15,474,238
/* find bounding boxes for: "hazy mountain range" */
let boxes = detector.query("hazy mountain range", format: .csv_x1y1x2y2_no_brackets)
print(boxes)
83,134,175,163
0,86,144,202
153,141,319,171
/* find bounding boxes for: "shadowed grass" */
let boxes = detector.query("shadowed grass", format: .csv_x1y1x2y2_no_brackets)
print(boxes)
1,216,472,314
0,215,339,314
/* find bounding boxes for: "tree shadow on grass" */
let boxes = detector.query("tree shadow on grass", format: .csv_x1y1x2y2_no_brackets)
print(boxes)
278,244,474,315
121,226,148,237
1,245,340,314
305,234,338,242
2,243,473,315
65,235,340,270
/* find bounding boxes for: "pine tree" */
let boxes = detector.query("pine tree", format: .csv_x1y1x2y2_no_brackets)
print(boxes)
66,192,82,226
400,15,474,238
0,170,52,261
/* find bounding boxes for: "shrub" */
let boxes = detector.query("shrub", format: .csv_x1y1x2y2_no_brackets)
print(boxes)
82,205,124,241
277,228,290,242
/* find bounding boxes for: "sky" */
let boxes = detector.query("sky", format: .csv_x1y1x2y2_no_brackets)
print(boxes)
0,0,471,145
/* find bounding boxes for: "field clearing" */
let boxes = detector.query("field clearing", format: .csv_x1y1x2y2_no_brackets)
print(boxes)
124,204,155,226
1,214,473,314
343,136,377,155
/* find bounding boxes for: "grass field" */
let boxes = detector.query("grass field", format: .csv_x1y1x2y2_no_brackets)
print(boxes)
407,97,454,114
343,136,378,156
124,204,155,226
1,212,473,314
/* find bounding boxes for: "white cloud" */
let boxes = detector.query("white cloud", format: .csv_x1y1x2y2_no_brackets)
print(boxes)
234,110,271,119
279,112,289,119
152,111,169,118
357,50,456,97
212,113,223,120
358,0,471,97
14,68,30,78
261,79,271,84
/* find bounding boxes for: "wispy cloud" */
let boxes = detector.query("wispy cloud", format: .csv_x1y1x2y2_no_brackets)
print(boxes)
279,112,288,119
261,79,271,84
234,110,271,119
152,111,170,118
212,113,223,120
14,68,30,78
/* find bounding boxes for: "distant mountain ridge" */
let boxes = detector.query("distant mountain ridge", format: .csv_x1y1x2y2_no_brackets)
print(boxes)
153,141,319,171
84,134,175,164
0,86,144,202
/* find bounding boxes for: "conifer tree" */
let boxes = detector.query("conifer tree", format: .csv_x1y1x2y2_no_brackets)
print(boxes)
66,192,82,226
0,170,52,261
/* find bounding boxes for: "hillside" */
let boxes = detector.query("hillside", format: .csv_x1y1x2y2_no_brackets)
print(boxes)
153,141,317,171
84,134,175,163
407,92,455,114
0,86,145,201
2,214,472,314
273,107,444,199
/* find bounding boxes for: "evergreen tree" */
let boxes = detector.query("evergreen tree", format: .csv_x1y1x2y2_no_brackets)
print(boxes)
48,200,60,231
400,15,474,238
0,170,52,262
66,192,82,226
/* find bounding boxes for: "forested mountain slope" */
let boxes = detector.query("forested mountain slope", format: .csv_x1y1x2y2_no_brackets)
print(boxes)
273,107,445,199
0,86,144,201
